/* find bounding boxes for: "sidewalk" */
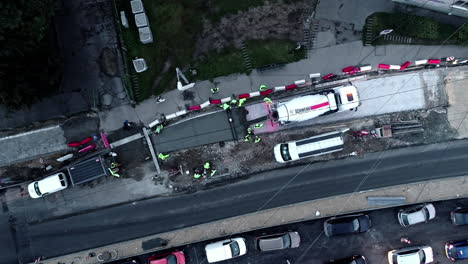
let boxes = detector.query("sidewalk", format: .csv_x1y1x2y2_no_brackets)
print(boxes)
41,173,468,264
98,41,468,132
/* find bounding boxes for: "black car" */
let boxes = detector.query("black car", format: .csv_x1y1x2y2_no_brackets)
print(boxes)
323,214,371,237
328,255,366,264
451,208,468,225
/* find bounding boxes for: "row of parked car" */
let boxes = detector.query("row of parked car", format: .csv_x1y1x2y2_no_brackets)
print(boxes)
122,203,468,264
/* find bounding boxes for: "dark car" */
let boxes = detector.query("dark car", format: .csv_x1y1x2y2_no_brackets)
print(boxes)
324,214,371,237
256,231,301,251
329,255,367,264
446,240,468,261
451,208,468,225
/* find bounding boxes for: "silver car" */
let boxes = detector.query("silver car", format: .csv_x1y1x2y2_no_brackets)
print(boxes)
256,232,301,251
397,203,436,227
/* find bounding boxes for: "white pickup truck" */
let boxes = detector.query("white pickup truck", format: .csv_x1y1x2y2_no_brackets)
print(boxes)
270,85,359,124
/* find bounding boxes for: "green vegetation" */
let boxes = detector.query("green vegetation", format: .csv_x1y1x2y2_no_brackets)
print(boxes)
116,0,306,102
193,47,247,81
193,39,305,81
0,0,61,108
364,12,458,45
247,39,305,68
115,0,204,100
458,24,468,45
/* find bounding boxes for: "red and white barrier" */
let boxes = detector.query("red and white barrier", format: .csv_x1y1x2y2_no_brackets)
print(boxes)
415,59,428,65
378,64,390,69
200,101,211,108
189,105,201,111
274,86,286,91
400,61,411,71
221,97,232,103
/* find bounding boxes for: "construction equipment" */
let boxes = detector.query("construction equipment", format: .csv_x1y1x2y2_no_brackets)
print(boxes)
270,85,360,124
176,67,195,91
373,120,423,138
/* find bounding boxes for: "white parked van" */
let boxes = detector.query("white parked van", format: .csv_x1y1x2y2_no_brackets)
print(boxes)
274,130,347,163
28,172,68,199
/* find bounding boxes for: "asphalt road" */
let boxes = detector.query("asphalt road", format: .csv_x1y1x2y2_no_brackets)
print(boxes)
126,198,468,264
7,140,468,263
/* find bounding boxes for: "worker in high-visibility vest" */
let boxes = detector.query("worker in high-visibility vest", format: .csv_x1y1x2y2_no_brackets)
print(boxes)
259,85,267,91
220,103,230,110
158,153,170,160
154,124,164,134
238,98,247,107
263,97,272,104
108,168,120,177
254,136,262,143
254,123,263,129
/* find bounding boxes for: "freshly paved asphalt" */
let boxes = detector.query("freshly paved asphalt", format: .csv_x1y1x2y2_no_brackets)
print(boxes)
6,139,468,263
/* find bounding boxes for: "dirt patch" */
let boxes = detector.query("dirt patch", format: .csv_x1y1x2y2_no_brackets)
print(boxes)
100,48,118,77
194,1,310,58
162,108,456,191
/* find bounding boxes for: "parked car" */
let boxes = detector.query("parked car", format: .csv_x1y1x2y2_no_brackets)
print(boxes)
328,255,366,264
397,203,436,227
256,231,301,251
445,240,468,261
323,214,371,237
147,251,185,264
387,245,433,264
205,238,247,263
451,208,468,226
27,172,68,199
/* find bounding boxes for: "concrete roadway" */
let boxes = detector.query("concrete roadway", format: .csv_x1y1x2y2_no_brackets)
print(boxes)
9,139,468,262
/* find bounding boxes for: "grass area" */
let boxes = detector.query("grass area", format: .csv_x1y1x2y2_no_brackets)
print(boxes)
247,39,305,68
115,0,306,102
115,0,204,100
192,47,247,81
192,39,305,80
364,12,458,45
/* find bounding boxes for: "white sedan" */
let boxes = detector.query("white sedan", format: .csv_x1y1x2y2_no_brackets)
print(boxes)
205,237,247,263
397,203,436,227
388,245,433,264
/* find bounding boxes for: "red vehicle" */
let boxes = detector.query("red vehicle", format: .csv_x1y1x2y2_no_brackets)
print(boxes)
427,59,441,64
148,251,185,264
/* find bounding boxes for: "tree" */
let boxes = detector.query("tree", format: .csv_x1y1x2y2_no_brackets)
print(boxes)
0,0,61,108
458,23,468,45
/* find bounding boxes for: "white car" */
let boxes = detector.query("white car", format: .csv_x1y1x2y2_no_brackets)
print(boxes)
205,237,247,263
28,172,68,199
397,203,436,227
388,245,433,264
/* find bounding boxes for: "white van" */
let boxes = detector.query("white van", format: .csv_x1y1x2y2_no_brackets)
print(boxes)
274,130,347,163
28,172,68,199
